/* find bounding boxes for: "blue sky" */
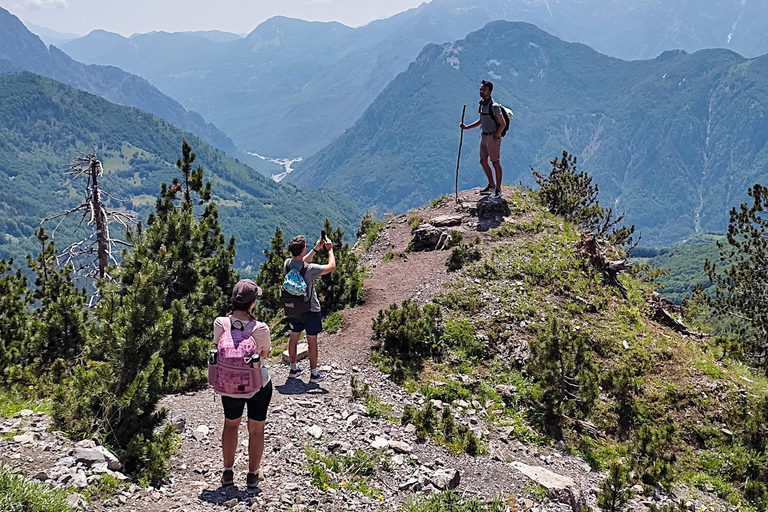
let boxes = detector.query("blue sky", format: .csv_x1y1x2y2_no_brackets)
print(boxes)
1,0,429,36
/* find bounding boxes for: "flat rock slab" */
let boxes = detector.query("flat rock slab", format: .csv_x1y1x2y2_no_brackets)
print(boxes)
511,461,575,490
431,214,464,227
282,343,308,364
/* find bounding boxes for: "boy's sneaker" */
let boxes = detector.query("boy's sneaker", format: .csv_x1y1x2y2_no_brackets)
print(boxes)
494,187,502,197
246,469,264,489
309,370,327,383
221,469,234,487
288,366,304,379
479,184,494,195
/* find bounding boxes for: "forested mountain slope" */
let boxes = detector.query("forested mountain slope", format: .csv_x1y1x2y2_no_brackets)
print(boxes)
0,73,360,267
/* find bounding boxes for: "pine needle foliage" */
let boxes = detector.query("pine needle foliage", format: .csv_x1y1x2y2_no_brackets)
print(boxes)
528,316,599,436
118,140,237,390
705,183,768,372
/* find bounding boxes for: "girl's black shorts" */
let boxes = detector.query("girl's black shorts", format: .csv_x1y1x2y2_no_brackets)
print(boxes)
220,380,273,422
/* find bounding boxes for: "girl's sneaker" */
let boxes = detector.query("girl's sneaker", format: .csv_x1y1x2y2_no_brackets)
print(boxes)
288,366,304,379
247,469,264,489
221,469,234,487
310,370,327,383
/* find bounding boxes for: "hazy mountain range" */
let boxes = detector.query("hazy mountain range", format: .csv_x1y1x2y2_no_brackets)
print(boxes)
0,72,359,267
59,0,768,158
289,21,768,245
0,7,240,158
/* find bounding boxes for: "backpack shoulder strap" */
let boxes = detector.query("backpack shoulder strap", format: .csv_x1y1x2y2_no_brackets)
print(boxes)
300,262,308,278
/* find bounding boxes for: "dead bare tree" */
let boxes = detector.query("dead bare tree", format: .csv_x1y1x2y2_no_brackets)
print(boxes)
43,154,136,282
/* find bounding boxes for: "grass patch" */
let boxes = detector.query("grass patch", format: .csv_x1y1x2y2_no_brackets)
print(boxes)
408,215,424,229
402,491,509,511
349,376,395,420
304,446,389,498
322,311,342,334
0,465,72,512
80,474,127,502
382,251,394,262
0,390,51,418
430,194,449,207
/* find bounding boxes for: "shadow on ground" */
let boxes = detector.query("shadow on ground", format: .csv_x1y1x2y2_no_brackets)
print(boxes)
275,378,329,396
199,485,261,505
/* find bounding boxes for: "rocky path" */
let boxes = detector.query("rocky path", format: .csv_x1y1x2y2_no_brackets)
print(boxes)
2,190,620,511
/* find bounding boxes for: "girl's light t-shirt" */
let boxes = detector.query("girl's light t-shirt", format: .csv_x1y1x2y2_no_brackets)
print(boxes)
213,316,271,399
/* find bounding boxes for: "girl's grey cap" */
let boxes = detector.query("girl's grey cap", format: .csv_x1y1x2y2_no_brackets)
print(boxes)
232,279,262,304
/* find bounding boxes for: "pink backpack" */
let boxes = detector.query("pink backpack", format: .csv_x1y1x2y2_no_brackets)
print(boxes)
208,317,263,394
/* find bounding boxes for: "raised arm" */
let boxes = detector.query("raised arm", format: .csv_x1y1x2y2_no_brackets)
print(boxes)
303,237,325,263
320,240,336,275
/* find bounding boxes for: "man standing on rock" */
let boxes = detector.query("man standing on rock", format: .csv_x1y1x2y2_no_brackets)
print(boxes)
460,80,506,198
285,235,335,383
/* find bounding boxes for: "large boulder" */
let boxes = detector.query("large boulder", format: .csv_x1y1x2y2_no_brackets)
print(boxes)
410,224,447,251
71,445,122,471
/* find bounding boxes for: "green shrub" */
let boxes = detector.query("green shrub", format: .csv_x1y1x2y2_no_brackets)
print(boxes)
597,461,632,512
528,317,599,435
372,300,444,380
81,474,127,502
304,446,389,498
444,318,485,359
356,213,385,252
445,231,463,249
0,465,72,512
629,424,679,487
446,242,482,272
401,403,484,456
408,215,424,229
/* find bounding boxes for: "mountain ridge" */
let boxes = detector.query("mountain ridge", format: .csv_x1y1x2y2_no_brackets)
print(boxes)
0,7,238,157
289,21,768,245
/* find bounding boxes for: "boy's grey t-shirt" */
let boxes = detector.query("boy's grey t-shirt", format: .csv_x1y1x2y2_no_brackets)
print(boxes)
284,259,324,313
479,98,502,134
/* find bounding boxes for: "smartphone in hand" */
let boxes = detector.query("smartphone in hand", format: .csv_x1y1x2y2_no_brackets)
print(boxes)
321,229,327,242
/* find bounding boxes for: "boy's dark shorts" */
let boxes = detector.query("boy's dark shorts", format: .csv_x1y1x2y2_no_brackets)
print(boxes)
221,380,273,421
288,310,322,336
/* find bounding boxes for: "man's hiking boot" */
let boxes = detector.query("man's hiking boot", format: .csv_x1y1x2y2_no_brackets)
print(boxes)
479,184,494,195
247,469,264,489
221,469,234,487
288,367,304,379
310,370,327,383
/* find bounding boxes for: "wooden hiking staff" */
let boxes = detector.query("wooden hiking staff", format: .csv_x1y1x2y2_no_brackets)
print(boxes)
455,104,466,204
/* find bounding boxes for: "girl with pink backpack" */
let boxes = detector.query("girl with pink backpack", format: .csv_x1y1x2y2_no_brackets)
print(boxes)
209,279,272,489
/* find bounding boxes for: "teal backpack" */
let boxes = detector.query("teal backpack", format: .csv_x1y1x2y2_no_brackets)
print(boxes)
280,263,310,317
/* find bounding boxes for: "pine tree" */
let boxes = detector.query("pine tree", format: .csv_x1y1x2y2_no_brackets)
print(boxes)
117,140,237,390
26,227,87,368
255,226,289,319
528,317,599,436
52,261,176,486
705,183,768,372
0,258,30,384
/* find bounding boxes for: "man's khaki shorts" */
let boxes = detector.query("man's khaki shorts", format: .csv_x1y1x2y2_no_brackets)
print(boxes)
480,133,502,162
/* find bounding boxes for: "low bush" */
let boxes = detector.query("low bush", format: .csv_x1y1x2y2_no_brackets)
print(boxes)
304,446,389,498
372,300,444,380
446,242,482,272
401,402,485,456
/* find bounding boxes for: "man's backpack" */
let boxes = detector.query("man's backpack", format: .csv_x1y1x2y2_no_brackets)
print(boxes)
208,317,263,395
280,263,311,318
479,100,514,137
